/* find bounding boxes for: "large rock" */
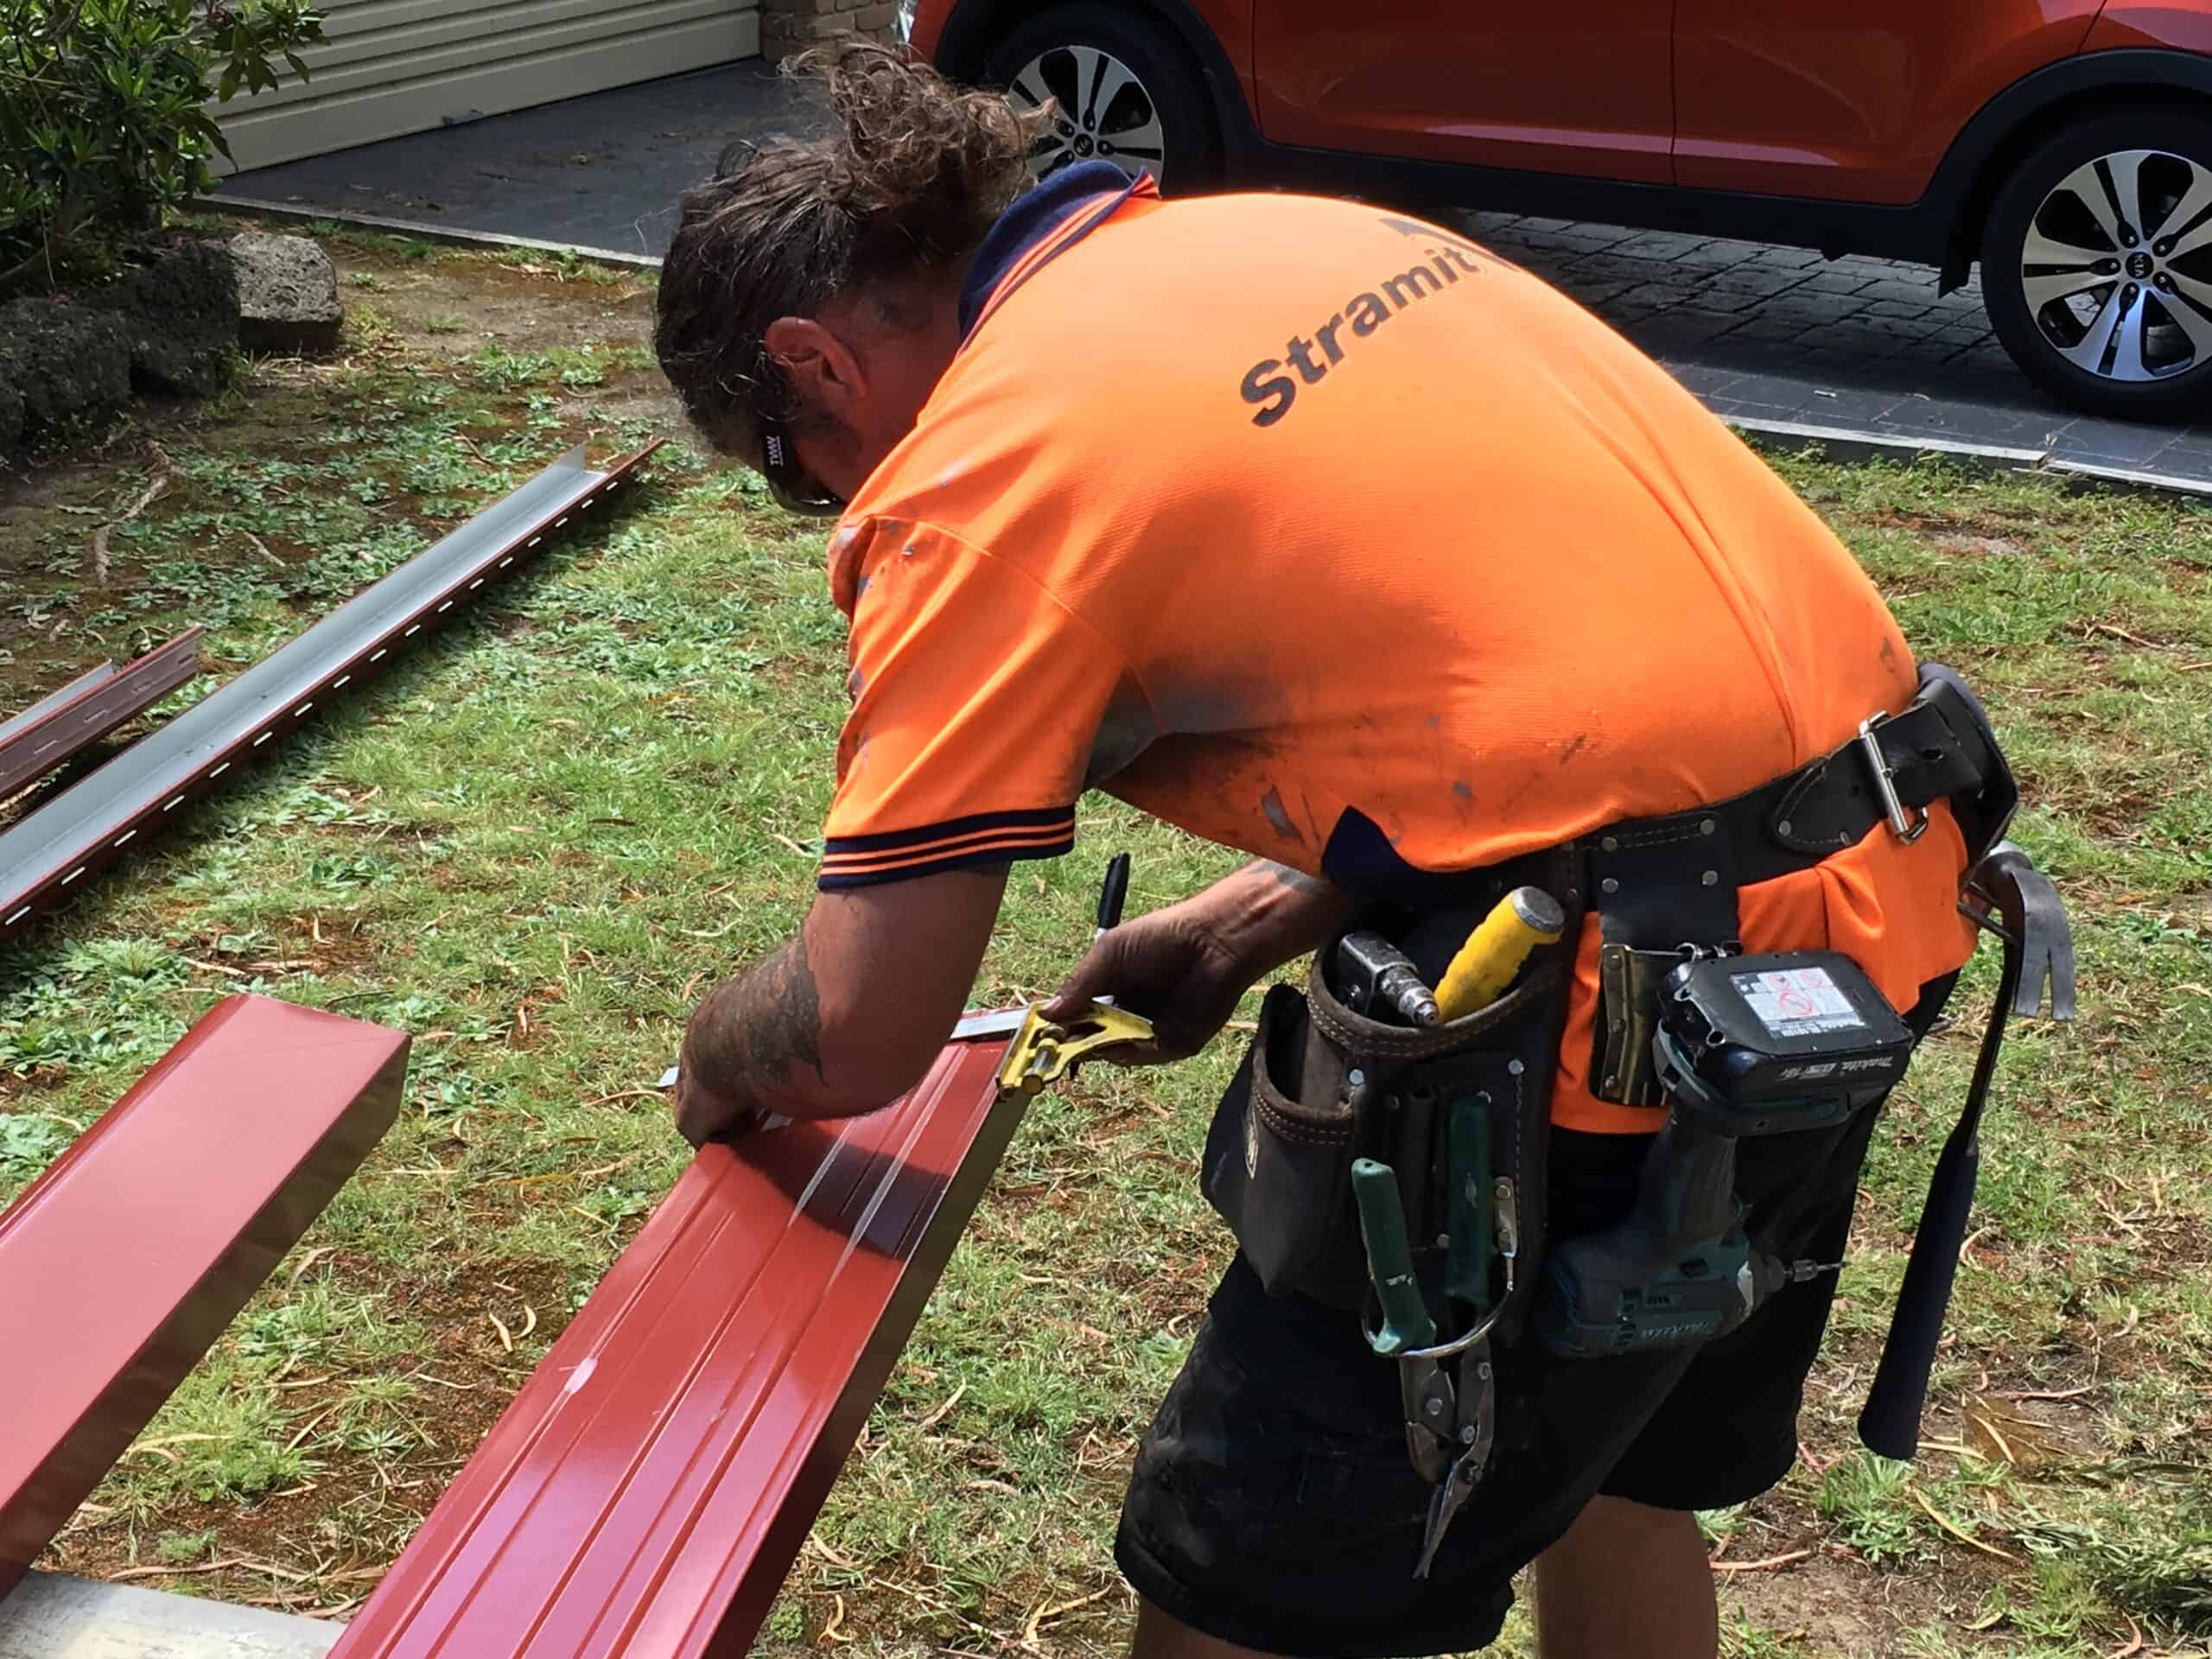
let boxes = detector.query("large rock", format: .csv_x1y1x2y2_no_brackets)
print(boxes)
85,240,240,397
228,232,343,355
0,297,133,460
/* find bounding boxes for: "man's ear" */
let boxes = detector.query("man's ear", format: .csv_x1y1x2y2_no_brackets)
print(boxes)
764,316,868,422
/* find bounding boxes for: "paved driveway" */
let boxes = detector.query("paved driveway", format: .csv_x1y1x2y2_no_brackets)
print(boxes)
217,65,2212,488
1467,213,2212,480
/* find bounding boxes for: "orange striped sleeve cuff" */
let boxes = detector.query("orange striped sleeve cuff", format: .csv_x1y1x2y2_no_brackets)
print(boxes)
817,806,1077,890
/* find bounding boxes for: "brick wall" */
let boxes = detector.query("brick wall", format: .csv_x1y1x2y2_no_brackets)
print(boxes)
760,0,899,57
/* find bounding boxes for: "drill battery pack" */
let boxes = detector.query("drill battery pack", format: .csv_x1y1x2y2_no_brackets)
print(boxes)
1655,950,1916,1135
1538,950,1916,1361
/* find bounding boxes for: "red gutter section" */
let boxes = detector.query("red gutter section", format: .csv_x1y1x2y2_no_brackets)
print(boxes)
0,629,203,804
0,665,113,753
0,995,410,1595
329,1040,1023,1659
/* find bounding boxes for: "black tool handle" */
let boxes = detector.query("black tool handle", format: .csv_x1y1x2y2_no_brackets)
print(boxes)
1857,947,2018,1460
1096,852,1131,933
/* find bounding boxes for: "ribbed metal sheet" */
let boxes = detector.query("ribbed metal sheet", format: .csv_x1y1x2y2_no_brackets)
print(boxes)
0,995,410,1596
328,1041,1022,1659
0,443,657,944
0,630,203,804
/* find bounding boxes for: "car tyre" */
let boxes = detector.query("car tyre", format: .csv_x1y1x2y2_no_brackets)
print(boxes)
1980,108,2212,420
983,3,1221,194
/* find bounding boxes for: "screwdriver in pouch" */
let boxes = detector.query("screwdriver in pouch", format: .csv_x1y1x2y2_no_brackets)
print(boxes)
1434,887,1567,1021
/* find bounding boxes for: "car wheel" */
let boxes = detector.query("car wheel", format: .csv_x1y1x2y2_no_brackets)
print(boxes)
982,4,1220,194
1980,110,2212,420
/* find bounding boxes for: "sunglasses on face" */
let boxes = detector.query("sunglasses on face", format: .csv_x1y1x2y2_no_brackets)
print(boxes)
757,416,844,518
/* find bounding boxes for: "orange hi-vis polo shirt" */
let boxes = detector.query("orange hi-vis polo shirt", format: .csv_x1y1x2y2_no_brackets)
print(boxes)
818,164,1976,1132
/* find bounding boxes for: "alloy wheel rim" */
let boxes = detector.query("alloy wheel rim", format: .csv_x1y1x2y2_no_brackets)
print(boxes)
1006,45,1166,186
2019,147,2212,383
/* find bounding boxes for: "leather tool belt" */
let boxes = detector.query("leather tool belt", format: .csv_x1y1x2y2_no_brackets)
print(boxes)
1200,662,2023,1320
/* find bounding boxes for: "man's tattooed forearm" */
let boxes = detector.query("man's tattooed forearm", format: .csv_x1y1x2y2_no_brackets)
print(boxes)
686,932,828,1104
1255,859,1328,897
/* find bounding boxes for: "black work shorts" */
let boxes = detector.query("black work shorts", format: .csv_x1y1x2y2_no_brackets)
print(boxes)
1114,1103,1885,1659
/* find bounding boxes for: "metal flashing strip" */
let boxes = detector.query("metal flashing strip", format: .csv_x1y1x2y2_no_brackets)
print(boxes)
0,443,658,943
0,995,410,1596
0,629,204,804
329,1040,1022,1659
204,194,665,271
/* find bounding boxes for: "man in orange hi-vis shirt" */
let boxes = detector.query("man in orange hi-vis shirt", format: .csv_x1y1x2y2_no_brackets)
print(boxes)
650,44,2036,1659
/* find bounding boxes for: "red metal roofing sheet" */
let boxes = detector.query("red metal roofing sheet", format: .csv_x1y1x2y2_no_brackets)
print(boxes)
328,1039,1021,1659
0,629,202,804
0,995,410,1595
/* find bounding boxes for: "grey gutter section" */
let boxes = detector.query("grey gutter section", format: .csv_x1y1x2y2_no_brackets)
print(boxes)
0,629,204,804
0,442,660,943
200,195,663,270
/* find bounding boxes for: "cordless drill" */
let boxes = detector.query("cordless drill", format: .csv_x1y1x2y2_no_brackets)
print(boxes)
1538,950,1916,1360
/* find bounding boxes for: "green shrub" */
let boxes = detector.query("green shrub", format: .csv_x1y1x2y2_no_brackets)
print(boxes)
0,0,324,293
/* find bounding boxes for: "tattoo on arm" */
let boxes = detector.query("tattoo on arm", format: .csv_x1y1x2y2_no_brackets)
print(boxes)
685,932,828,1106
1255,858,1329,897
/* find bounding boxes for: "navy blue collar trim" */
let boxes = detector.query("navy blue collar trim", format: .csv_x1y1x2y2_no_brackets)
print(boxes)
957,161,1134,336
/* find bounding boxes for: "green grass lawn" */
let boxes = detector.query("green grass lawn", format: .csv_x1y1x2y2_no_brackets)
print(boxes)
1,238,2208,1656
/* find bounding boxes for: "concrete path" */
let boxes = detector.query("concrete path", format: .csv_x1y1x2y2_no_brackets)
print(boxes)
218,64,826,261
217,65,2212,489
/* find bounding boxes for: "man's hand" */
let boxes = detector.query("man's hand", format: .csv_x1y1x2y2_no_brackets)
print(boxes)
1042,902,1248,1063
670,1063,760,1147
1040,860,1357,1065
671,869,1008,1148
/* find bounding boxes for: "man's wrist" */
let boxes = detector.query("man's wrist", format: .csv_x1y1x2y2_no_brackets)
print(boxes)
1206,861,1357,977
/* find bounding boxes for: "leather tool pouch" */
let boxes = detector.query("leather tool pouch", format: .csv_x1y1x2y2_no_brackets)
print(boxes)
1202,932,1572,1329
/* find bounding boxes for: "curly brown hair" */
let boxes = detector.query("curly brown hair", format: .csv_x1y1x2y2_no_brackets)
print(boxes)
653,41,1040,461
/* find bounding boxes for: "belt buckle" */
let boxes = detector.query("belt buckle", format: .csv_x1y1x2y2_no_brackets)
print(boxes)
1857,712,1929,844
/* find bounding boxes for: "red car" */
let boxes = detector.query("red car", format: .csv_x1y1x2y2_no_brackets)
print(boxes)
904,0,2212,418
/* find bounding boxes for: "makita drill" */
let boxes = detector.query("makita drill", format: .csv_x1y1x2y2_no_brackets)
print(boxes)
1538,950,1916,1360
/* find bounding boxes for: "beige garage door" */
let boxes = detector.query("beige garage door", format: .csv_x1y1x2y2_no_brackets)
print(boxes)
215,0,760,173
